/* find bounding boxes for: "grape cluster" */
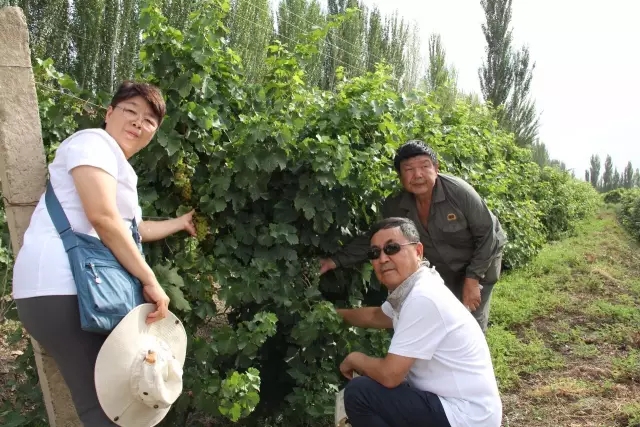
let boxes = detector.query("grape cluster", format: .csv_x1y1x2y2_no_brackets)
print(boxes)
173,158,193,203
194,213,210,242
181,184,192,202
300,259,319,282
301,260,311,277
184,237,199,261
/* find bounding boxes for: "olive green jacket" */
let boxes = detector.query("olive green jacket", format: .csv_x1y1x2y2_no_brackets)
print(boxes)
331,173,507,281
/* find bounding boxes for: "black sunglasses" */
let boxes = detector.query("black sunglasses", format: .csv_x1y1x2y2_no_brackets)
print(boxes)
367,242,419,260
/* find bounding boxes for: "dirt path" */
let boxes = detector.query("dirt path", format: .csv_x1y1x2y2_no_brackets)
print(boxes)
490,210,640,427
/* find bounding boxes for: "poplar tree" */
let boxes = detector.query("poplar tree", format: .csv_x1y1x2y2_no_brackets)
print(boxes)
479,0,539,147
530,140,550,168
401,22,422,91
227,0,275,83
479,0,513,111
623,161,634,188
602,155,613,192
589,154,601,189
323,0,366,90
505,46,539,146
276,0,326,87
424,33,458,109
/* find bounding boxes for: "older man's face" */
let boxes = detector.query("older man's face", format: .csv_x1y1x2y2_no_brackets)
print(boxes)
370,227,423,290
399,155,438,196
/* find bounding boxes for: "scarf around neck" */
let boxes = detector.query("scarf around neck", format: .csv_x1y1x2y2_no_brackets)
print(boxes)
385,261,432,313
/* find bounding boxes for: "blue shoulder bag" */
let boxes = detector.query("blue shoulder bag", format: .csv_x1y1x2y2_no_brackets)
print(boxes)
45,180,146,334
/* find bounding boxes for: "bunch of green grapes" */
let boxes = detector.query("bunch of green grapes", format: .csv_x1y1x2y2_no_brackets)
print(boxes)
173,157,193,202
194,213,210,242
184,235,199,262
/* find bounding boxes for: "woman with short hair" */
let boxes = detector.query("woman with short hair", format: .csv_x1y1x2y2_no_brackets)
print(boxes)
12,81,196,426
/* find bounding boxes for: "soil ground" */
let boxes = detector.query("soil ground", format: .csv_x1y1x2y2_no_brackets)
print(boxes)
489,210,640,427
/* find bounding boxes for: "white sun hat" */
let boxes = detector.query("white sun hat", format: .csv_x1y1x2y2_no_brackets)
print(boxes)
94,303,188,427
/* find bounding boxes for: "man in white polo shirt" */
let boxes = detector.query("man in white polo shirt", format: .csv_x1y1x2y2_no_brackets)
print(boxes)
336,217,502,427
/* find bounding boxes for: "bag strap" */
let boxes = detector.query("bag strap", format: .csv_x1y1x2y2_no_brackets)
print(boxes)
45,180,78,252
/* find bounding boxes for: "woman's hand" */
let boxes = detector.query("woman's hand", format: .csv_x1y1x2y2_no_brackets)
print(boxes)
142,280,171,324
137,210,198,242
179,210,197,237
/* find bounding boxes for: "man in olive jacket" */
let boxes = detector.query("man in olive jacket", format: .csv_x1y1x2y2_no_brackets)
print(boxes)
320,140,507,333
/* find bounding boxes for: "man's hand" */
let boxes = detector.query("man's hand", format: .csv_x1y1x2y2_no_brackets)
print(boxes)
462,277,482,312
319,258,337,275
339,352,361,380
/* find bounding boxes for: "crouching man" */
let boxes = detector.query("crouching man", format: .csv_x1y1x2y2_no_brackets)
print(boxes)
336,217,502,427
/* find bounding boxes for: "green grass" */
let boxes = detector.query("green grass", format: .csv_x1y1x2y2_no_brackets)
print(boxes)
621,403,640,427
612,350,640,383
488,210,640,426
488,327,563,390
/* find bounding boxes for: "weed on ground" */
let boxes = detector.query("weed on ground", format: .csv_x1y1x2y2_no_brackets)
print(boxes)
490,210,640,427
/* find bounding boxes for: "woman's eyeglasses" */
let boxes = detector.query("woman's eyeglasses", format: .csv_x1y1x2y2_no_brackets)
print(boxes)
114,105,159,131
367,242,419,260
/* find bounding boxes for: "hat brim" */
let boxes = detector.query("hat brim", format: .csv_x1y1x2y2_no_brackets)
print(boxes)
95,303,187,427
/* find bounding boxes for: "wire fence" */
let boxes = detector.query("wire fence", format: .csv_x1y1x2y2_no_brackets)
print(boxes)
0,0,405,213
34,81,107,111
231,0,393,80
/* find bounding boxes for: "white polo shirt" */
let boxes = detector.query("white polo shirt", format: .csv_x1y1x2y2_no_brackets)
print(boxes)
381,268,502,427
12,128,142,299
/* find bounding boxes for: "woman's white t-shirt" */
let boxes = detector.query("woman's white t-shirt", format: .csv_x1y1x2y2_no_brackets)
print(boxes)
12,128,142,299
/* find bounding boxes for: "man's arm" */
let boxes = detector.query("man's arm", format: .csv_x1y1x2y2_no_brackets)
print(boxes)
340,296,446,388
462,187,502,280
336,307,393,329
327,234,370,269
323,195,400,272
340,352,415,388
338,305,414,388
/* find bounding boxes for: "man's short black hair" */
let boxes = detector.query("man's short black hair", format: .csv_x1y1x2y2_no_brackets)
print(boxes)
393,140,439,172
369,217,420,243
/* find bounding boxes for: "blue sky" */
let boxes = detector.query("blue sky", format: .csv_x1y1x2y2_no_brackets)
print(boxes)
353,0,640,176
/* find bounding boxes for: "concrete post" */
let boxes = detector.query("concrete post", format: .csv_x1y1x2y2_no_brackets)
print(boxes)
0,6,81,426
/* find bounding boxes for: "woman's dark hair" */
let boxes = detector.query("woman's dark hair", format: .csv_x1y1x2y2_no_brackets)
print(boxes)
101,81,166,129
393,140,439,172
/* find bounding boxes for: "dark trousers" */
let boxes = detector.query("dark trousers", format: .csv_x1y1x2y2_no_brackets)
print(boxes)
437,254,502,333
16,295,117,426
344,376,452,427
